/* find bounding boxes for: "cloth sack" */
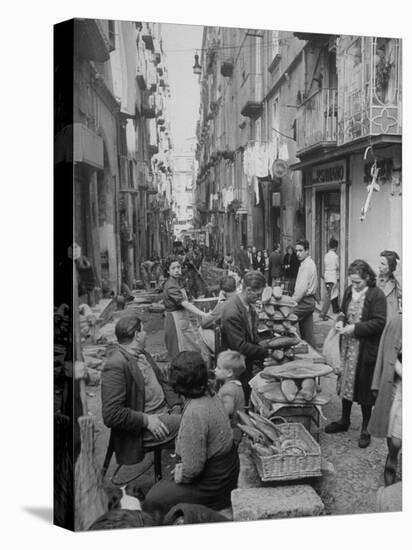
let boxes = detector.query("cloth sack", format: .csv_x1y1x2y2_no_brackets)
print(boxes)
322,325,341,375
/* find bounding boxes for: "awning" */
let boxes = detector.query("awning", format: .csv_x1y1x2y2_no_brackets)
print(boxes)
55,123,104,170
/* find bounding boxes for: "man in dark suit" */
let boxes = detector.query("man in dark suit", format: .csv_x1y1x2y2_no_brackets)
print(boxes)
237,244,250,274
101,315,181,467
221,270,269,400
251,246,258,270
268,243,283,286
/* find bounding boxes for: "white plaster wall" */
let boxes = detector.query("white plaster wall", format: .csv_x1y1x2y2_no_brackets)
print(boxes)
348,151,402,282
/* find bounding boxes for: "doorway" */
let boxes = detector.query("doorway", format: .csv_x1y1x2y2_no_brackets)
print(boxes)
315,189,341,279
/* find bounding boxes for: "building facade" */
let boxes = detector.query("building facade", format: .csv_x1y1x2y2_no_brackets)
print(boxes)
289,33,402,296
194,28,402,296
194,27,304,260
172,142,197,243
55,19,174,301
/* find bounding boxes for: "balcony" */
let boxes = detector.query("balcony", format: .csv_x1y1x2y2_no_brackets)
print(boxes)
136,74,147,91
337,36,401,146
221,59,234,77
296,88,338,156
141,91,156,119
293,32,333,43
239,73,263,119
75,19,111,62
142,33,154,51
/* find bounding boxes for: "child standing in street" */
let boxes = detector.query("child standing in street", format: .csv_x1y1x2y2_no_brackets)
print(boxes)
215,350,246,444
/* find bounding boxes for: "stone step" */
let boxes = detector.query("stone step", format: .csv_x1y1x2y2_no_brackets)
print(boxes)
231,485,324,521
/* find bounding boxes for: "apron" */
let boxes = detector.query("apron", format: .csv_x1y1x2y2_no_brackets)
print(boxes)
164,309,202,361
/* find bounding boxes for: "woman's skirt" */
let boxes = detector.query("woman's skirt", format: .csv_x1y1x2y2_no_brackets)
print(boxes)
338,335,360,402
143,444,240,516
164,309,201,362
388,377,402,439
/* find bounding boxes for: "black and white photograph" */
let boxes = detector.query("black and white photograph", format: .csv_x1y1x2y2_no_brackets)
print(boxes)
3,1,409,547
53,16,403,531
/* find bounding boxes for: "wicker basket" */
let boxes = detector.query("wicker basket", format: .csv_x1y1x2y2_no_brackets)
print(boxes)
193,297,219,312
251,421,322,482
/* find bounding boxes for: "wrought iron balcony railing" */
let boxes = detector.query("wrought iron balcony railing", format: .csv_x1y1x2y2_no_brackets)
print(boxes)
337,36,401,145
296,88,338,155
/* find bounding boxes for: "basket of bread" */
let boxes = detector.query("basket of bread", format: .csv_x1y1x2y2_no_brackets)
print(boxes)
237,411,321,481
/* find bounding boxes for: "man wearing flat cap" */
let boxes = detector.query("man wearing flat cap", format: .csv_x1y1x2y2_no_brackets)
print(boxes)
101,315,182,468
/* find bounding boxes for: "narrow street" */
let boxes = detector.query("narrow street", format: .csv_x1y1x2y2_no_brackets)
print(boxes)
83,281,392,518
52,19,403,530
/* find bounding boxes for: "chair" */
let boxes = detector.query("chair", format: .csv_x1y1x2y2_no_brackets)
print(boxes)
102,437,170,485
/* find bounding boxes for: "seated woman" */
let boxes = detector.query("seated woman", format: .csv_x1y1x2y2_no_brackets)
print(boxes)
143,351,240,516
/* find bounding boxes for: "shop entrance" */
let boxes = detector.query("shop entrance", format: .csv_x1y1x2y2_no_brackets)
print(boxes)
315,189,341,280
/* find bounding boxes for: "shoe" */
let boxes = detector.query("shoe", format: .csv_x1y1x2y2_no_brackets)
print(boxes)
325,421,350,434
358,432,371,448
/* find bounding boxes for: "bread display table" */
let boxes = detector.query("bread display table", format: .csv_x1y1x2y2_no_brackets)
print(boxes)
250,342,332,441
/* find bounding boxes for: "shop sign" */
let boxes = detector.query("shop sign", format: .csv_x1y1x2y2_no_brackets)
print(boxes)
312,160,346,185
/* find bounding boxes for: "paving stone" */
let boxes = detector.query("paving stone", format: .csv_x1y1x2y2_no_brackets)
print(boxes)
218,507,233,520
237,438,262,489
231,485,324,521
376,482,402,513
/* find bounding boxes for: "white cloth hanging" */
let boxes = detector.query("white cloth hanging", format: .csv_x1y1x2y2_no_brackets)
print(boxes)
268,140,278,178
279,141,289,161
255,143,268,177
252,176,260,205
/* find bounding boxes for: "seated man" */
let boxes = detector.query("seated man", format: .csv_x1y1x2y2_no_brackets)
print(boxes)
101,315,182,469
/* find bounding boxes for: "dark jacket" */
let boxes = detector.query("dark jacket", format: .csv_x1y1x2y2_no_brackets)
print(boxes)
221,295,268,370
338,285,387,405
268,250,283,280
255,254,266,274
237,249,250,272
251,253,259,270
369,313,402,438
101,345,181,465
282,251,299,280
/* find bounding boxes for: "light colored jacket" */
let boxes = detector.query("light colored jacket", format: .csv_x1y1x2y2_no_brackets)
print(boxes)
292,256,318,303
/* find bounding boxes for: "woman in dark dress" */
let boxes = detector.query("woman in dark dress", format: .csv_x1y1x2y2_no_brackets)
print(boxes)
162,256,207,362
325,260,387,448
143,352,239,516
255,250,266,274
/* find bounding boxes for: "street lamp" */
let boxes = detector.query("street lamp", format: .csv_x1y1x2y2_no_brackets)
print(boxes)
192,53,202,75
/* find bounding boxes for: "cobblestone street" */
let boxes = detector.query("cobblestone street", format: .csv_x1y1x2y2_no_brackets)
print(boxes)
85,300,397,518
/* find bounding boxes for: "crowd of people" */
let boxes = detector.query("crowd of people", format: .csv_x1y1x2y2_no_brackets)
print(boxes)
99,238,402,524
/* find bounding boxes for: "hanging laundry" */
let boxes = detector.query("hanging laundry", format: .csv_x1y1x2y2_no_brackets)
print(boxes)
279,141,289,161
243,146,250,178
267,140,278,178
255,143,269,178
252,176,260,205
